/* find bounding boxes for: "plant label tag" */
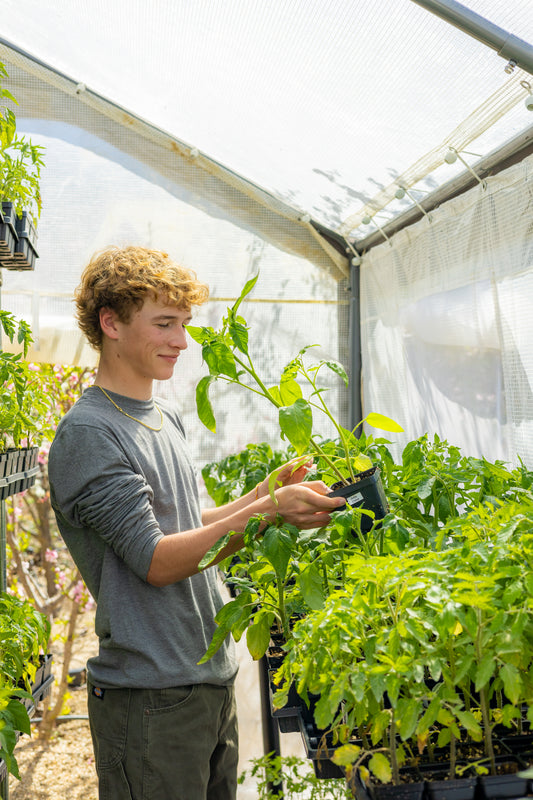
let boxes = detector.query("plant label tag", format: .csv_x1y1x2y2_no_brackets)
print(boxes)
345,491,363,506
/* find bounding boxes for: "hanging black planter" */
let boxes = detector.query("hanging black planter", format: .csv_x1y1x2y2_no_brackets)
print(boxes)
0,204,38,271
328,466,388,532
12,210,38,271
0,446,39,500
0,202,18,265
20,653,54,717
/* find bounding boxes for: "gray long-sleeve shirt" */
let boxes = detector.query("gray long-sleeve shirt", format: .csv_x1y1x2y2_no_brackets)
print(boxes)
48,386,237,689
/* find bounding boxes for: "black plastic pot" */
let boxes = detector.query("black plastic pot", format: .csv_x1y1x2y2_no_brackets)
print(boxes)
351,764,532,800
0,202,18,265
0,204,39,270
0,446,39,499
298,701,345,779
268,669,301,733
328,466,389,533
11,210,38,271
21,654,54,718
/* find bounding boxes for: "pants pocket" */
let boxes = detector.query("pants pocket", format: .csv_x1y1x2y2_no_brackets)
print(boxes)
142,685,212,799
88,683,136,799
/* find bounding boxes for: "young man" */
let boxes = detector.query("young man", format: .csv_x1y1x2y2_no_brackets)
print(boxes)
48,245,343,800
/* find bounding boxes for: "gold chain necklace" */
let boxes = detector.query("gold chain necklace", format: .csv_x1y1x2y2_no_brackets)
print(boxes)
96,385,164,432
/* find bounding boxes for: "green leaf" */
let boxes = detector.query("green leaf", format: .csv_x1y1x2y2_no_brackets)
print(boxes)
185,324,211,344
4,698,30,736
268,386,282,405
228,320,249,354
500,662,522,704
279,399,312,455
203,340,238,379
196,375,217,432
279,378,302,405
262,526,293,584
331,743,362,767
396,698,421,741
198,533,231,569
232,273,259,316
197,624,233,664
455,709,483,738
198,596,250,664
246,614,271,660
475,653,495,691
322,360,349,386
418,476,436,500
365,412,404,432
369,753,392,783
296,563,325,610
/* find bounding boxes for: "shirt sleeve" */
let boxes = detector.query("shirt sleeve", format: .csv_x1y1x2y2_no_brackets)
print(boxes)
49,422,164,581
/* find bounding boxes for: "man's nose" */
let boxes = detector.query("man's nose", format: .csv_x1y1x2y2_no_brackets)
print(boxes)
170,328,188,350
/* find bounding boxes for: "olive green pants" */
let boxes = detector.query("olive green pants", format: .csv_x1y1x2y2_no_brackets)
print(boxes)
88,681,239,800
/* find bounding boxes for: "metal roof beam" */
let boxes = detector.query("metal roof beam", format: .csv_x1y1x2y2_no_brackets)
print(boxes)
410,0,533,76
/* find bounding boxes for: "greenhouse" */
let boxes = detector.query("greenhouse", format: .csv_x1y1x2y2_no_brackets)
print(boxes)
1,0,533,798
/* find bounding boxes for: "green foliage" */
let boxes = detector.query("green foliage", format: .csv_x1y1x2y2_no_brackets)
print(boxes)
274,439,533,784
202,433,533,785
0,61,44,225
202,441,292,506
0,310,55,449
188,273,402,486
238,752,352,798
0,592,50,778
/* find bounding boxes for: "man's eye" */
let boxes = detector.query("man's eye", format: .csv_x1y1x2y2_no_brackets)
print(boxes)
157,323,170,328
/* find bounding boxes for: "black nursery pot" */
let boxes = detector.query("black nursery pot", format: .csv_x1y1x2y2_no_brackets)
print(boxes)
328,466,388,533
0,202,18,264
0,205,38,270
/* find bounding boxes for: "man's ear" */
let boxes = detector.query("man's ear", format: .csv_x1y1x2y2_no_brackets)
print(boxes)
99,307,121,340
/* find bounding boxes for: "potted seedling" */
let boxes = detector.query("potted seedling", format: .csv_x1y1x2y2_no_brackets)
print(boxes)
273,437,533,799
0,60,44,270
0,310,54,498
0,591,51,780
188,273,402,522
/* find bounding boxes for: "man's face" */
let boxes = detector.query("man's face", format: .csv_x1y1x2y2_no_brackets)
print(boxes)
113,295,193,383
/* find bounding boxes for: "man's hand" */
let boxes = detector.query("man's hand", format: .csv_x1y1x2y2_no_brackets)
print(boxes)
271,480,344,529
255,457,314,499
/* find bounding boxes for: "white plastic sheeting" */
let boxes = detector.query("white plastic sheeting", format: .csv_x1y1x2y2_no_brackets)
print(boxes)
360,152,533,465
1,0,533,232
0,1,533,471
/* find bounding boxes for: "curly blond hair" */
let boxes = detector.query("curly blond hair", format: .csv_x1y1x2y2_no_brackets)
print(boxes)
75,246,209,350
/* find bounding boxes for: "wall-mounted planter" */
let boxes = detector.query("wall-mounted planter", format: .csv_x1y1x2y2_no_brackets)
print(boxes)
0,446,39,500
268,668,301,733
0,204,38,271
0,202,18,264
21,653,54,718
329,466,389,533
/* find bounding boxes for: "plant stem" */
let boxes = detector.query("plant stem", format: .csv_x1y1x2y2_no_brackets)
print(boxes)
389,709,400,784
479,686,495,774
302,364,356,482
475,608,496,774
276,579,288,641
449,731,457,779
233,354,349,483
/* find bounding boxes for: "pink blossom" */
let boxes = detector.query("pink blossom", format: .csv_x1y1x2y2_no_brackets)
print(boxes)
28,363,40,372
72,580,84,603
45,548,58,563
55,569,67,590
